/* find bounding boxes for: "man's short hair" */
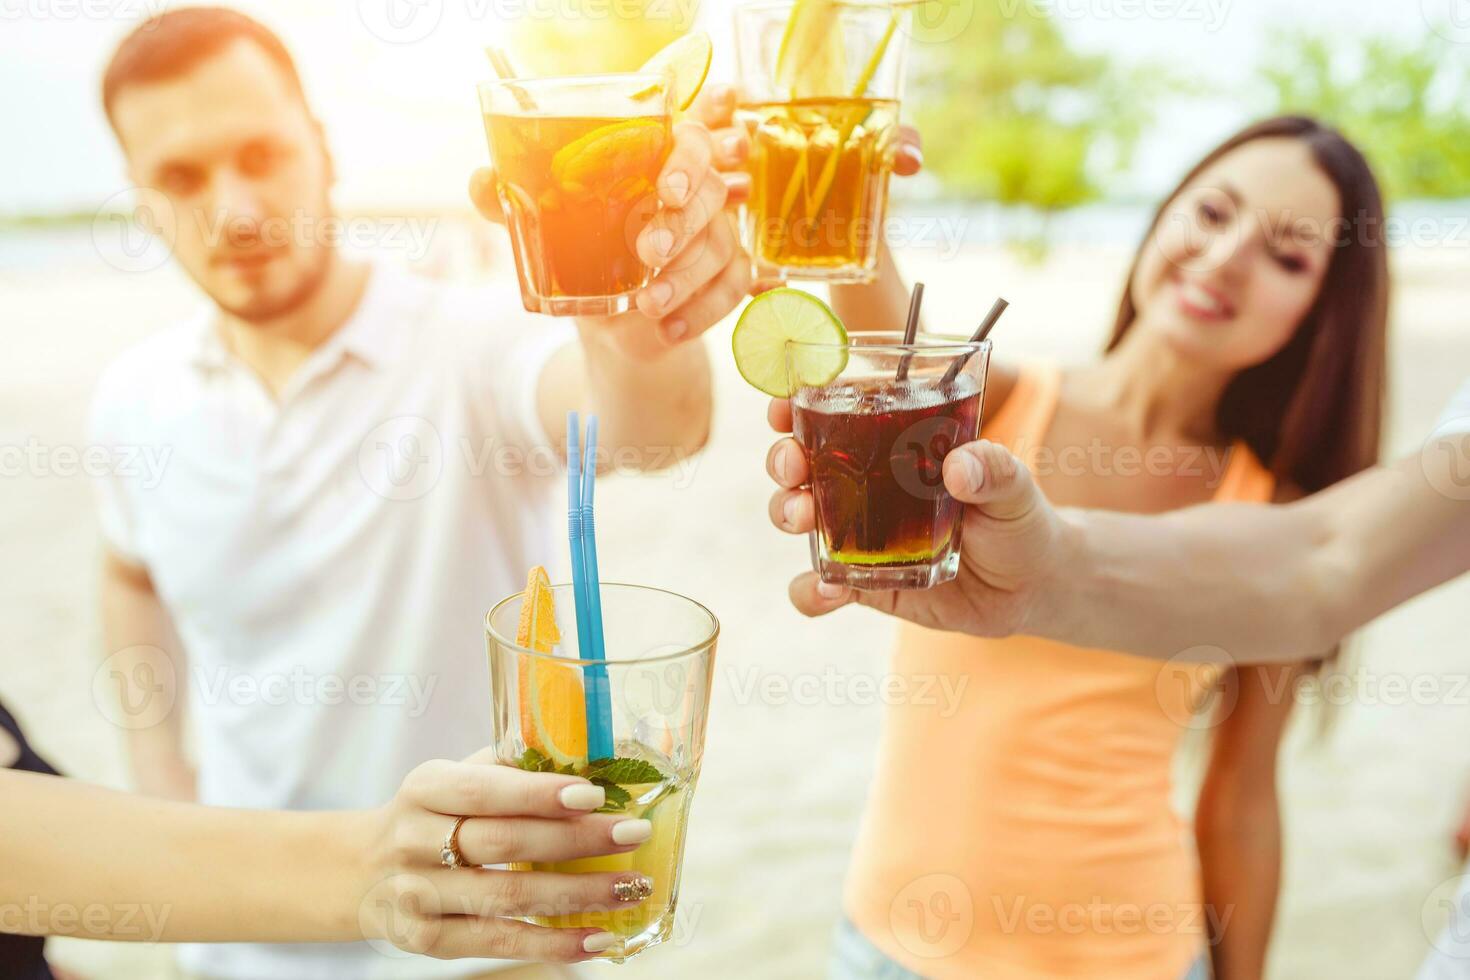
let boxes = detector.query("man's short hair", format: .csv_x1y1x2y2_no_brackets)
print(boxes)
102,7,306,132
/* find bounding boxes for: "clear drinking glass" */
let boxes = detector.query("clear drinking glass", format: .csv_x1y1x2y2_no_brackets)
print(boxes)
479,74,673,316
735,1,909,282
788,333,992,590
485,583,718,961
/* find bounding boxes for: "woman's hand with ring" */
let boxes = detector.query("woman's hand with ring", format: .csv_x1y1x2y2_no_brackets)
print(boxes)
353,748,656,962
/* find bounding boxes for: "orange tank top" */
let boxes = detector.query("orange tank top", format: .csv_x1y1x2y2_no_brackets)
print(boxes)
842,362,1275,980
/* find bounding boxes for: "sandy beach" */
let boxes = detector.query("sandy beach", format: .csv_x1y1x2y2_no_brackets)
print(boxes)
3,229,1469,979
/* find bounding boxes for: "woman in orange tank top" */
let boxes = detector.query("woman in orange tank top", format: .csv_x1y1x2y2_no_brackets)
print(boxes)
799,118,1393,979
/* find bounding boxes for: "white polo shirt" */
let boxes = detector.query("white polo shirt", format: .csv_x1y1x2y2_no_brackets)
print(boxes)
89,261,573,980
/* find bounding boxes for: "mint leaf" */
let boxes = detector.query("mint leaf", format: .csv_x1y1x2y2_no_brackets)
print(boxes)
514,752,665,813
585,757,666,785
591,778,632,813
515,747,551,772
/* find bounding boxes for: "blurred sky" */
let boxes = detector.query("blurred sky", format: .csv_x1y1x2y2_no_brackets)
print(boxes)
0,0,1452,214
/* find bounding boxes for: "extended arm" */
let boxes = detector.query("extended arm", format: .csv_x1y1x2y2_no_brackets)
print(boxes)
1050,444,1470,660
770,421,1470,664
0,769,354,943
0,756,659,961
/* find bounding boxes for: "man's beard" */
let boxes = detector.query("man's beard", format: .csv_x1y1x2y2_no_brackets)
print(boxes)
218,245,335,323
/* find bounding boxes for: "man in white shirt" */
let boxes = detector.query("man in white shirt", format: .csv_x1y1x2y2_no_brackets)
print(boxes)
92,8,750,979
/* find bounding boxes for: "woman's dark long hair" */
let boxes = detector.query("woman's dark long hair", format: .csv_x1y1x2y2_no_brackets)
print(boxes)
1106,116,1390,492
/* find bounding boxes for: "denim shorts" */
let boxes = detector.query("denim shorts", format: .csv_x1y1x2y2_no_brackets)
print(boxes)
827,917,1211,980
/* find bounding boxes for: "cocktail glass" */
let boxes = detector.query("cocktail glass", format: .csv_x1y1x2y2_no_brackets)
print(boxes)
480,74,673,316
485,583,718,961
735,1,909,282
788,333,991,589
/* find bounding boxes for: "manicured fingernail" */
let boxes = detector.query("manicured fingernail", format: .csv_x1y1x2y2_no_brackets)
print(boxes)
904,146,924,168
647,281,674,309
774,445,790,483
560,783,605,811
661,171,691,203
611,874,655,903
583,931,617,953
612,819,653,845
817,581,848,600
648,227,675,257
663,319,688,343
782,494,798,526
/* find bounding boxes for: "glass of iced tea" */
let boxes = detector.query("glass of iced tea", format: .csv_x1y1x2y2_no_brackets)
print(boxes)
480,74,673,316
735,0,909,283
788,333,991,590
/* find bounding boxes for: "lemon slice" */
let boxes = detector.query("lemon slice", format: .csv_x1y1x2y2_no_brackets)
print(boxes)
636,32,713,111
516,567,588,769
776,0,847,99
732,288,849,397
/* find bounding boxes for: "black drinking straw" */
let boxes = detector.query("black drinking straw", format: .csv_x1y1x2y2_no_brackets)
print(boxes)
939,297,1009,387
894,282,925,382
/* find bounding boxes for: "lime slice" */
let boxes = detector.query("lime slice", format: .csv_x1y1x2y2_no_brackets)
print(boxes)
637,32,713,112
776,0,846,99
732,288,849,397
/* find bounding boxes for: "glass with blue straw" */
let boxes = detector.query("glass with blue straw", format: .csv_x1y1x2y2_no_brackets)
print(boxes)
486,414,720,960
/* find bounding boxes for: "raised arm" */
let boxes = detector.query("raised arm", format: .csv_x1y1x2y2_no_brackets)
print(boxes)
769,414,1470,663
469,103,753,473
828,243,915,333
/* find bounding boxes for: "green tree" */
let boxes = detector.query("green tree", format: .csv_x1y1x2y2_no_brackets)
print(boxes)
910,0,1165,217
1259,30,1470,201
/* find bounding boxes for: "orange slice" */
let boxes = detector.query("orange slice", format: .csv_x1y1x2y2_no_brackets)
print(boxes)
516,567,588,768
550,119,669,194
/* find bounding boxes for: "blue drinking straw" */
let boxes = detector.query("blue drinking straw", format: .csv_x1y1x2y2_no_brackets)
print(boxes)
565,412,615,762
579,417,615,761
565,415,595,661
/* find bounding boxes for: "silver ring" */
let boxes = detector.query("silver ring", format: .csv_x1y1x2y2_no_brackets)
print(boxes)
440,815,471,869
